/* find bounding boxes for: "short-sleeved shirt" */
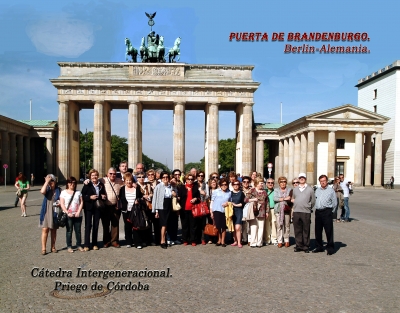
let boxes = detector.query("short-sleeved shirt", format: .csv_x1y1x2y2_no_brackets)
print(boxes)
340,179,350,197
211,189,231,213
60,190,82,216
230,191,245,207
17,180,29,194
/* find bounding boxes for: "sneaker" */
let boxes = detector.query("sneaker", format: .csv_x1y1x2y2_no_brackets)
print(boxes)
67,248,74,253
23,213,27,217
136,246,142,249
169,241,175,246
167,240,171,245
126,245,131,248
21,214,24,217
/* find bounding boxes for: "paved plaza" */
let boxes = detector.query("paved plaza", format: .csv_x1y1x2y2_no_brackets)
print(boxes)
0,185,399,312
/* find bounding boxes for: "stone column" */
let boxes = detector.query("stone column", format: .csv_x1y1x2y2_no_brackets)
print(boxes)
93,101,105,177
46,137,53,174
256,138,264,175
58,101,69,181
17,135,24,173
328,131,336,179
364,133,372,186
9,133,16,181
354,132,363,186
241,103,253,176
128,101,140,169
173,102,185,171
1,131,10,183
278,139,284,179
306,131,315,185
288,136,294,180
373,132,383,188
294,135,300,177
23,136,31,180
205,102,219,177
283,138,289,178
273,141,279,179
300,133,307,174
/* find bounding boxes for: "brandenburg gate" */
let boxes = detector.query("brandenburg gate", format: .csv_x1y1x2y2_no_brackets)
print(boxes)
51,62,259,180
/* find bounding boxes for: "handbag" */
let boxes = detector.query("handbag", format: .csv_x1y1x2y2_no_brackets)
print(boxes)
94,199,106,211
204,224,218,236
172,197,181,211
57,191,76,228
192,201,210,217
127,203,149,230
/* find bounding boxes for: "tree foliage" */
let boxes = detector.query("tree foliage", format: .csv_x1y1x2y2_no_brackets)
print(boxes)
79,131,170,174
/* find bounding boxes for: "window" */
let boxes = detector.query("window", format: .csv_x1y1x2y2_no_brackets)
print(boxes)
335,162,344,177
373,89,377,99
373,105,377,113
336,139,345,149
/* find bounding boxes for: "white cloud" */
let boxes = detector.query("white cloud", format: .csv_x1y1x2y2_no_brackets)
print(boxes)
26,16,94,58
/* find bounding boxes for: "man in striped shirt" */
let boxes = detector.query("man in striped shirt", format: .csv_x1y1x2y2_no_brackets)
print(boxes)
313,174,337,255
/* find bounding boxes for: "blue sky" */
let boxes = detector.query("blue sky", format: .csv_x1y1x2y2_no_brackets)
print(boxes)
1,0,399,168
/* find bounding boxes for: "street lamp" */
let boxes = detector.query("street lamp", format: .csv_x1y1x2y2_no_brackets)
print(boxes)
267,162,273,178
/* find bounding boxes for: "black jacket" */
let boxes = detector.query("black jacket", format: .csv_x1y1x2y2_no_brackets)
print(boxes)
81,181,107,211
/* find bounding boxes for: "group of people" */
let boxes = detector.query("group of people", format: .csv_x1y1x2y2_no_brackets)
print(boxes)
35,161,351,256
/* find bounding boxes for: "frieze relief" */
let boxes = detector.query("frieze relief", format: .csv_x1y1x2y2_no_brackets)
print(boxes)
131,66,181,76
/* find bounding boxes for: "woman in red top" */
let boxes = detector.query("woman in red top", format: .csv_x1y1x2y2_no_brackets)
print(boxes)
178,173,200,246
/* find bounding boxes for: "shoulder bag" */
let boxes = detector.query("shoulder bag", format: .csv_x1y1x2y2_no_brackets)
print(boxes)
172,196,181,211
204,223,218,237
57,191,75,228
107,177,122,209
192,201,210,217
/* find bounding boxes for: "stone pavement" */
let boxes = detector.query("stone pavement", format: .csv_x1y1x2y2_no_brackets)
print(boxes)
0,185,399,312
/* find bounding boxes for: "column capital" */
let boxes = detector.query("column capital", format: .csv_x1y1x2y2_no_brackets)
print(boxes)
207,101,220,106
92,100,104,105
243,102,254,107
174,101,186,105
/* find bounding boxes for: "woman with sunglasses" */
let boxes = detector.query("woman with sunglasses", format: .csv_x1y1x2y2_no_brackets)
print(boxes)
178,173,201,246
196,171,210,245
230,179,245,248
60,176,83,253
209,172,219,184
152,171,177,249
290,178,300,223
332,177,344,222
147,169,160,245
210,178,231,247
273,176,292,248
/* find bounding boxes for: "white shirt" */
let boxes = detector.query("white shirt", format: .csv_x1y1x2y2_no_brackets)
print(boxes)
60,190,82,216
299,183,308,192
340,179,350,197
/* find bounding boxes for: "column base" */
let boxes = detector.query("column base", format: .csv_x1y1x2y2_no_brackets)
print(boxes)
373,185,384,189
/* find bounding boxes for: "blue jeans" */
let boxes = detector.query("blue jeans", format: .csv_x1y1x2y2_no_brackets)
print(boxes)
66,216,83,248
343,197,350,220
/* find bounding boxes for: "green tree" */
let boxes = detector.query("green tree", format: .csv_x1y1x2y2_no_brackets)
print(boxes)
111,135,128,168
218,138,236,173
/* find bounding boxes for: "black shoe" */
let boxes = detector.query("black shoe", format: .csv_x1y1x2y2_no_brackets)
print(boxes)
215,243,221,246
160,243,167,249
304,249,309,253
293,247,302,252
327,250,334,255
312,248,324,253
221,244,226,247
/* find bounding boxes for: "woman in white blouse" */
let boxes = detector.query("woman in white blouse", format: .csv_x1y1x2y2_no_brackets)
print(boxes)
60,176,84,253
120,172,143,248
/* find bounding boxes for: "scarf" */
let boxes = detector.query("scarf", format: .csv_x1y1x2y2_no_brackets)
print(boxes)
185,183,193,210
39,186,61,227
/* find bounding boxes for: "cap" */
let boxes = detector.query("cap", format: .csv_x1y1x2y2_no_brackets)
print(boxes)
298,173,307,178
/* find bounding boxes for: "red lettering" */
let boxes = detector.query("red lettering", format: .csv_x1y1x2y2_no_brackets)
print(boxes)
255,32,262,40
229,33,236,41
248,33,254,41
242,32,248,41
261,33,268,41
287,33,294,41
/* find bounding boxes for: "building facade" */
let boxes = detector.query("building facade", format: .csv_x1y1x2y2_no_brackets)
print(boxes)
254,105,389,187
356,60,400,186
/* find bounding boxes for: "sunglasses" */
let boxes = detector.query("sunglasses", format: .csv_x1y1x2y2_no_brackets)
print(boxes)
174,173,181,176
279,181,287,183
148,173,155,176
221,183,228,186
108,173,116,175
212,176,218,179
137,176,144,178
198,174,204,177
267,182,274,184
293,181,299,184
162,176,169,179
187,178,194,181
242,180,249,183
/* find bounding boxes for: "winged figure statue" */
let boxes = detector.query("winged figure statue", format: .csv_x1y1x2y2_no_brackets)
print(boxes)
145,12,156,19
